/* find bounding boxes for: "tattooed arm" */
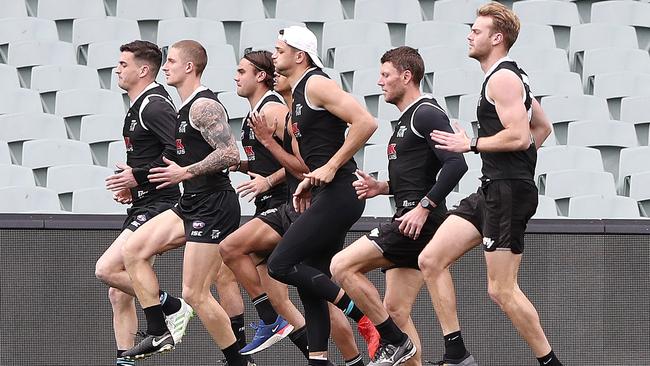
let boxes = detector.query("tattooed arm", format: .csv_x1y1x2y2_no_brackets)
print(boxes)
148,98,240,188
187,98,239,175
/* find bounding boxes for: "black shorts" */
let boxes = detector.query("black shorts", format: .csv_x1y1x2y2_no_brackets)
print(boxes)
450,179,538,254
257,202,299,237
171,190,240,244
370,207,446,270
122,195,178,232
254,191,287,216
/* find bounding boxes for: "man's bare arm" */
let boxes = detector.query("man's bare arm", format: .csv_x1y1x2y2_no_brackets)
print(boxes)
187,98,240,176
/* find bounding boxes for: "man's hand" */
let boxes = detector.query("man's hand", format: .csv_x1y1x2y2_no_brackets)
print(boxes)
249,111,277,145
395,205,430,240
113,188,133,204
105,163,137,192
430,121,471,153
303,163,336,187
236,172,272,202
148,157,190,189
292,178,313,213
352,169,384,200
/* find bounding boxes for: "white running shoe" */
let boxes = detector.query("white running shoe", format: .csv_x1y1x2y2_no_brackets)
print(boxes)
165,298,195,344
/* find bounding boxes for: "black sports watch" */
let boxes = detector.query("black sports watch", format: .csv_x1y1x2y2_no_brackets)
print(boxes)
470,137,479,154
420,197,434,211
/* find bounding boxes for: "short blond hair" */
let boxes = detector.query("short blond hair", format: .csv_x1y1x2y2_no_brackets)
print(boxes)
171,40,208,76
477,2,520,51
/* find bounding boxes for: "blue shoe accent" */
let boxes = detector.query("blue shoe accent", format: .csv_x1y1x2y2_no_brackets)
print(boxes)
239,316,294,355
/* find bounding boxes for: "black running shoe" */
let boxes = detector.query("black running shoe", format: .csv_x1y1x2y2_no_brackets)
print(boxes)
122,331,175,360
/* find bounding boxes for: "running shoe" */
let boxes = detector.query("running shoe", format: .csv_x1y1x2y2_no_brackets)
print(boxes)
116,357,135,366
165,298,195,344
239,316,294,355
121,331,174,360
430,352,478,366
368,337,416,366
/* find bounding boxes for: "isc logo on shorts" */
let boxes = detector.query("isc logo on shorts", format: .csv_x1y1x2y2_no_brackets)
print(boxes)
191,230,203,236
260,208,278,216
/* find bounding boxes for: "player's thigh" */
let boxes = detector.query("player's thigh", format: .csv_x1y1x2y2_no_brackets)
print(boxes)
419,215,481,268
221,217,282,255
331,235,390,276
126,209,185,258
97,229,133,271
183,241,223,291
384,268,423,319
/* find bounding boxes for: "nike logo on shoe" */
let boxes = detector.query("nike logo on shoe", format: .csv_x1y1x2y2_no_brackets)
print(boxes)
271,324,280,332
152,334,171,347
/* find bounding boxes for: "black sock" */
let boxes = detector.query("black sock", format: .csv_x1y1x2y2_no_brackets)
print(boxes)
345,353,363,366
222,341,246,366
159,290,181,315
252,293,278,324
537,350,563,366
443,330,467,360
335,293,364,322
116,350,126,358
289,325,309,359
143,304,168,336
230,314,247,350
308,358,329,366
375,317,406,345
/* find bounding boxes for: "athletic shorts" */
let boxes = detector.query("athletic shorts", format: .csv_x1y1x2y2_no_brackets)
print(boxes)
256,202,300,237
369,206,447,270
254,191,287,216
122,194,178,232
450,179,538,254
171,190,240,244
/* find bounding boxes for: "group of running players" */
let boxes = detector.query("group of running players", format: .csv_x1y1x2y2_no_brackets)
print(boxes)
95,3,563,366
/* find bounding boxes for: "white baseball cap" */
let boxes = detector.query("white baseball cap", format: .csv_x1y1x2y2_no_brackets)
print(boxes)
278,26,324,69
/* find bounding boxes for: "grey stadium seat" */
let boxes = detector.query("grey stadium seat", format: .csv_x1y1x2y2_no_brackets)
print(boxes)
217,91,251,132
0,186,61,213
533,195,559,218
456,168,481,195
115,0,185,42
568,194,640,219
22,139,93,170
512,0,581,50
0,88,43,115
0,112,68,163
541,169,617,215
228,171,257,216
618,146,650,194
0,141,12,164
525,71,583,99
72,187,127,214
355,0,423,45
405,21,471,49
362,144,388,175
626,171,650,217
86,40,124,88
535,145,604,183
30,65,101,113
0,64,20,88
592,72,650,120
55,89,126,139
569,23,638,73
582,48,650,94
275,0,344,23
540,95,610,144
620,96,650,146
196,0,266,54
367,119,394,145
590,0,650,50
322,20,391,66
515,23,557,49
509,47,569,73
29,0,105,42
47,164,114,210
432,68,483,119
377,95,402,122
72,17,140,65
202,66,237,93
0,17,58,63
3,0,28,18
7,40,76,68
432,0,489,24
0,164,36,188
107,140,126,169
157,18,227,49
362,195,395,218
332,45,388,89
79,114,124,166
567,119,638,182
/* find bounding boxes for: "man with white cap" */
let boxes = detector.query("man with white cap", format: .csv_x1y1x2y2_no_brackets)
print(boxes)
267,26,378,366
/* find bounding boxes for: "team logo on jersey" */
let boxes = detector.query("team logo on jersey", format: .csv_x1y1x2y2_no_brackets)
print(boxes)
211,230,221,239
124,137,133,152
243,145,255,161
178,121,187,133
176,139,185,154
129,120,137,131
295,103,303,116
136,214,147,222
368,228,379,238
396,125,407,138
192,221,205,229
387,143,397,160
291,122,302,138
137,190,148,198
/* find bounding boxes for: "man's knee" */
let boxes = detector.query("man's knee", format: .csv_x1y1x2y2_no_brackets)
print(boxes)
218,239,238,264
329,253,350,284
384,298,411,327
108,287,133,308
487,280,515,309
418,249,445,277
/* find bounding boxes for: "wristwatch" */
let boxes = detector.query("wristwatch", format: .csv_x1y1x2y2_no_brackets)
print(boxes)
420,197,434,211
470,137,479,154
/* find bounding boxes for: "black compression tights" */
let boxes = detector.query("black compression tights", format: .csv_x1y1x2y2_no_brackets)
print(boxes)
267,176,364,352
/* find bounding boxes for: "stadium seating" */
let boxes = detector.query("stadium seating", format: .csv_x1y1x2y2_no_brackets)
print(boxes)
47,164,113,210
432,0,487,24
541,170,617,215
0,186,61,213
218,91,252,131
114,0,185,42
582,48,650,94
456,168,481,195
157,18,227,49
535,146,604,184
618,146,650,194
590,0,650,50
432,67,483,118
355,0,423,45
405,21,471,49
620,96,650,146
228,171,258,215
516,23,557,49
534,195,559,219
106,140,126,169
3,0,28,18
21,139,94,186
362,144,388,175
0,64,20,89
0,164,36,187
275,0,344,23
540,95,610,144
512,0,581,50
0,17,58,63
525,71,583,99
568,194,640,218
321,20,391,65
366,119,394,145
569,23,638,74
31,64,101,112
71,187,127,214
0,142,12,165
239,19,305,57
377,95,402,122
509,47,569,73
0,88,43,115
362,195,395,217
79,114,124,166
592,72,650,120
0,112,68,163
626,171,650,216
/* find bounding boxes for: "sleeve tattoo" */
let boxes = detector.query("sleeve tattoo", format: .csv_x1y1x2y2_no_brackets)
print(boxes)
187,98,240,176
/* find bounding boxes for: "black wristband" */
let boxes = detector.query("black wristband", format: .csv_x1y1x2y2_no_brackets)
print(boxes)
470,137,479,154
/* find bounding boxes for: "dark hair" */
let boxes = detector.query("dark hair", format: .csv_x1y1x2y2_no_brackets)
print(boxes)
119,40,163,76
171,40,208,76
243,50,274,89
477,2,520,51
380,46,424,85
